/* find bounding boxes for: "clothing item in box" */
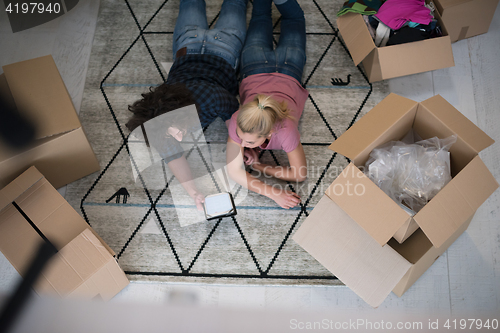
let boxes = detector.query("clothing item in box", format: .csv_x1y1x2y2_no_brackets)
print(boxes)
374,0,433,30
337,0,384,17
367,14,442,47
387,22,442,46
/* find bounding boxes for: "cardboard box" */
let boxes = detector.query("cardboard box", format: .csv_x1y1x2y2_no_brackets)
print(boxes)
293,93,498,307
434,0,500,42
0,166,129,300
337,10,455,82
0,55,100,189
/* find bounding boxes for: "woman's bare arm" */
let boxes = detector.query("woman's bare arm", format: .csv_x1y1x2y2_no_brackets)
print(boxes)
250,143,307,182
226,137,301,209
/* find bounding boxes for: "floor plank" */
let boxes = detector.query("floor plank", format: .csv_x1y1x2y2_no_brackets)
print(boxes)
386,71,435,102
446,3,500,314
52,0,101,113
432,39,478,125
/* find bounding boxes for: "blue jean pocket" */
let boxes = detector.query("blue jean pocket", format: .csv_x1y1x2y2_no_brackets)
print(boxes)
175,25,202,45
241,45,269,68
284,46,306,72
213,28,245,53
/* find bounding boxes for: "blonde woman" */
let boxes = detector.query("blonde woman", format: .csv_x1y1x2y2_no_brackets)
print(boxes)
226,0,308,209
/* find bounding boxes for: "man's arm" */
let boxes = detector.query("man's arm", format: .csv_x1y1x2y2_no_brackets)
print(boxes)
167,155,204,210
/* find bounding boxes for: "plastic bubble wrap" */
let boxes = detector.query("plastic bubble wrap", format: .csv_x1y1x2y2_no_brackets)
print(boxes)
364,131,457,215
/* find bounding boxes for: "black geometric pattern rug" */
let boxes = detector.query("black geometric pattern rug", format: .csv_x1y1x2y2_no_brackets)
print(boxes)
65,0,389,285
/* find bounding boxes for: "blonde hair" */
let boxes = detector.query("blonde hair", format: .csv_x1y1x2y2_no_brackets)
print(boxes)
237,94,293,137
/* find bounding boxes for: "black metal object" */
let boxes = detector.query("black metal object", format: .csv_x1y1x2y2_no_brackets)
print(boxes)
106,187,130,204
331,74,351,86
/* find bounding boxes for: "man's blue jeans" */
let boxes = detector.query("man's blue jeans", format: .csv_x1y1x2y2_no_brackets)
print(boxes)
173,0,248,70
240,0,306,83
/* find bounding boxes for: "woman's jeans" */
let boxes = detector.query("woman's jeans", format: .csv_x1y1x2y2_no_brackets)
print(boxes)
240,0,306,83
172,0,248,70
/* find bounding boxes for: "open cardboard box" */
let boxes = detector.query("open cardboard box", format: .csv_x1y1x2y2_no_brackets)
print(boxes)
434,0,500,42
0,55,100,189
337,5,455,82
0,167,129,300
293,93,498,307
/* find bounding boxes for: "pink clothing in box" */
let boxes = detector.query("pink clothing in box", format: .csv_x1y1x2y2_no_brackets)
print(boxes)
374,0,432,31
228,73,309,153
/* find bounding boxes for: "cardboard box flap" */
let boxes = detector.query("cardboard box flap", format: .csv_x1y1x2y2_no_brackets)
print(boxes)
293,195,412,308
420,95,494,153
414,156,499,248
377,36,454,81
337,13,376,66
1,166,115,256
35,228,129,300
325,163,411,246
0,204,43,274
68,258,130,301
329,93,418,161
0,166,43,211
35,229,110,297
2,55,81,139
0,169,127,300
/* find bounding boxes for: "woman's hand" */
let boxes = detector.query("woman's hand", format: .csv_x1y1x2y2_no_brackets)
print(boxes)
243,147,260,166
269,189,301,209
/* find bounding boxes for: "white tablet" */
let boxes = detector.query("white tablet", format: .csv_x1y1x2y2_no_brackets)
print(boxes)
203,192,237,220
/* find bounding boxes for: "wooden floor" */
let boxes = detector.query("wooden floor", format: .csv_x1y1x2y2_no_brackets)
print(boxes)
1,0,499,319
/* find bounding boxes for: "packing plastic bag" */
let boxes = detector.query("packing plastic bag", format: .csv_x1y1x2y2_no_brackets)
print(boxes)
364,130,456,215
